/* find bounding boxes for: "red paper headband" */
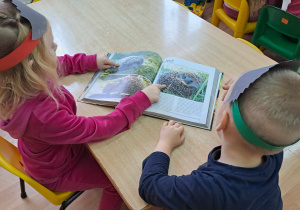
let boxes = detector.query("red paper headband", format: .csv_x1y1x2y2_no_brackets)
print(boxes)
0,30,40,71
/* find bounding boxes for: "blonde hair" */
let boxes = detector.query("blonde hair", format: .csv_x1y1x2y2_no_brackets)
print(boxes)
239,69,300,151
0,1,61,120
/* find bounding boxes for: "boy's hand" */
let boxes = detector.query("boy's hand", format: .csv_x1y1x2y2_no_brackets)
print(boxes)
221,76,236,101
142,84,166,103
96,53,120,70
154,120,185,156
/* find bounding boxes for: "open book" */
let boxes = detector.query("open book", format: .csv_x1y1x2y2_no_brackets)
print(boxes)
79,51,222,130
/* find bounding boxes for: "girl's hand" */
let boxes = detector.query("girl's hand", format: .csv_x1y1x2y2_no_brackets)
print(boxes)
96,53,120,70
142,84,166,103
155,120,185,156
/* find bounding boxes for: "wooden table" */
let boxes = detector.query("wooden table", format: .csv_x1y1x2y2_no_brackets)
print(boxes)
28,0,276,209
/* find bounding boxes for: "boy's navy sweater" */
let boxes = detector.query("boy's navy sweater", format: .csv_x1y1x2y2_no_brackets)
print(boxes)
139,146,283,210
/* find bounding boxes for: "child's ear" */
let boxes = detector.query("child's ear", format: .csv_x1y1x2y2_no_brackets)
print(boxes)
216,111,230,131
28,59,34,69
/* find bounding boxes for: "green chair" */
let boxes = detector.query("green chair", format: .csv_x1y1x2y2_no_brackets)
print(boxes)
251,5,300,60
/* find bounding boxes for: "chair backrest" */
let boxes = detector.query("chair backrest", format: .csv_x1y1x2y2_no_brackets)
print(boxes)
225,0,242,11
252,5,300,59
0,136,75,205
211,0,256,38
257,5,300,39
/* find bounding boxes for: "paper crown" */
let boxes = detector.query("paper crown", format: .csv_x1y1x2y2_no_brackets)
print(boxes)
226,60,300,103
227,60,300,151
0,0,47,71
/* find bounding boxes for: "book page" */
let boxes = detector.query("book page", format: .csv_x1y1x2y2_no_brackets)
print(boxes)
147,57,217,125
80,51,162,104
105,51,162,82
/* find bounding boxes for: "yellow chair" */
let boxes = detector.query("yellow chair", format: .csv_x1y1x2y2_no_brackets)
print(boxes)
211,0,257,38
0,136,84,210
237,38,263,53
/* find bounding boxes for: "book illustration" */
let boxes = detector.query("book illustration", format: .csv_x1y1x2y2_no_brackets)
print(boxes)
156,63,209,103
104,51,162,82
85,74,152,100
108,56,145,73
117,56,145,71
103,74,151,95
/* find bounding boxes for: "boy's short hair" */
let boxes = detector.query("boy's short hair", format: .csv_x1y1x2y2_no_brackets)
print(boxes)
238,69,300,149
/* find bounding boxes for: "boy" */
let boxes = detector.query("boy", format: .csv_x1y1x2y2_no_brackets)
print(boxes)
139,64,300,210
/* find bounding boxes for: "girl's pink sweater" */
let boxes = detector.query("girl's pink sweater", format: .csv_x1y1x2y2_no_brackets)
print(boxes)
0,54,151,185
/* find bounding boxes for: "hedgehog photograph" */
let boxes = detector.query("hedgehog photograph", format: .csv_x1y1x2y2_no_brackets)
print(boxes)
157,71,205,100
117,56,145,72
103,75,151,96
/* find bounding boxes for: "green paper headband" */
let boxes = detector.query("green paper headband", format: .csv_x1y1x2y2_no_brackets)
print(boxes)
232,100,300,151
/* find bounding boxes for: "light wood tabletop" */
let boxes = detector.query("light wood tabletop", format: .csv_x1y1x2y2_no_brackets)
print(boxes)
21,0,299,209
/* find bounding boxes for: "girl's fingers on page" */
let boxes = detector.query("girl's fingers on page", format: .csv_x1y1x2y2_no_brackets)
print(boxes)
101,64,114,69
106,60,120,66
156,84,166,89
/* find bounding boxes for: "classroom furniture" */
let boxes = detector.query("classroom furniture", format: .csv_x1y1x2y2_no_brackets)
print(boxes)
15,0,289,209
173,0,207,17
237,38,263,53
251,5,300,60
211,0,257,38
0,136,83,210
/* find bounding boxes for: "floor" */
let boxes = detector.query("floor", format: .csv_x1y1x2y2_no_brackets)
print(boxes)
1,0,299,210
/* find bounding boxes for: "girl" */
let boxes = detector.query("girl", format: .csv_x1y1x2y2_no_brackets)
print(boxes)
0,1,165,209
